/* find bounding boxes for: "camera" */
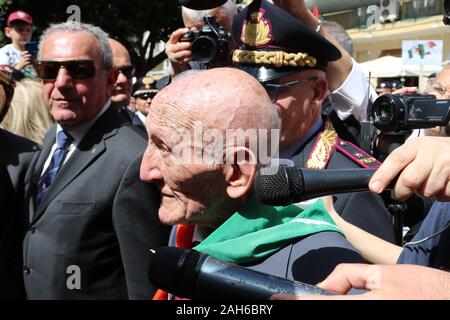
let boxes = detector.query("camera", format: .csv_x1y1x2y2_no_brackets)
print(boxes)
179,15,231,64
370,94,450,132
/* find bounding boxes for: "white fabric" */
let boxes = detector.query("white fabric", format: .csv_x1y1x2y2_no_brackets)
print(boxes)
0,43,37,77
136,111,147,124
0,44,21,66
328,58,376,122
360,55,442,78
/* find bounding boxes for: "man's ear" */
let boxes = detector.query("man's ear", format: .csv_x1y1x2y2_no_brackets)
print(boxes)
311,77,328,106
223,146,257,199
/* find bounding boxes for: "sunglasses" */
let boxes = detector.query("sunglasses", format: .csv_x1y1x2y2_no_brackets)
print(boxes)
263,76,319,103
36,60,96,80
134,92,157,100
118,65,135,79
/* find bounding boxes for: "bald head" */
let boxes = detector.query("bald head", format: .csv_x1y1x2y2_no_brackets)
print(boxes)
109,38,131,67
108,38,133,106
151,68,277,132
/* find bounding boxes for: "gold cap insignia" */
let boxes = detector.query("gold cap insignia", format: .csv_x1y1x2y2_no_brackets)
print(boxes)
142,77,155,90
241,8,273,47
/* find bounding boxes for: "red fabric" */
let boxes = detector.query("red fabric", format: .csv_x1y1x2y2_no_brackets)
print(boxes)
153,224,195,300
175,224,195,249
313,5,319,18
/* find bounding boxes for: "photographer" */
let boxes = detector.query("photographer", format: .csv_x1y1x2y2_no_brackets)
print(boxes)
165,0,237,77
406,64,450,139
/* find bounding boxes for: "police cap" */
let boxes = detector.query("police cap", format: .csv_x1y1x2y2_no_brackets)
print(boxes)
232,0,341,83
133,76,159,97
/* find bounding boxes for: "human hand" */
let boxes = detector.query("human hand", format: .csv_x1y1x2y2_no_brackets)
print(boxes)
272,264,450,300
15,51,33,70
165,28,194,70
369,137,450,201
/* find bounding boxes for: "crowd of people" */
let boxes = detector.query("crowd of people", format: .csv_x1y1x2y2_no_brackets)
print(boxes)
0,0,449,300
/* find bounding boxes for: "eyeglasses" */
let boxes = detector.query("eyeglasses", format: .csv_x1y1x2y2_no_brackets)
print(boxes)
36,60,96,80
134,92,157,100
118,65,135,79
425,80,450,98
263,76,319,103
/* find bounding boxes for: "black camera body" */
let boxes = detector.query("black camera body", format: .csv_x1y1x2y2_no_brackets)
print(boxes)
370,94,450,132
179,15,231,64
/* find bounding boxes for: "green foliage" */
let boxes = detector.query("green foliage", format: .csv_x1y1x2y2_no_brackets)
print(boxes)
3,0,182,76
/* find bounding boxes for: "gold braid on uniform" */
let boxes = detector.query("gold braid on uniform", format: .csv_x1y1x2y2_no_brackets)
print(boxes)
232,49,317,68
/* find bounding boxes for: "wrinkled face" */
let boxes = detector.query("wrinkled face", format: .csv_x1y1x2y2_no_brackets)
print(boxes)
263,71,322,149
140,102,230,227
40,31,114,129
5,22,32,49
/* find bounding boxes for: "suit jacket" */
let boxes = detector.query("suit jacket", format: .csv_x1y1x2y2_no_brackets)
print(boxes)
0,129,39,196
0,160,24,299
291,124,396,243
0,129,38,300
23,106,171,300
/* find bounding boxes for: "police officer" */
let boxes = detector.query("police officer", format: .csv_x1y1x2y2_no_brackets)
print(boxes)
232,0,396,242
132,76,160,124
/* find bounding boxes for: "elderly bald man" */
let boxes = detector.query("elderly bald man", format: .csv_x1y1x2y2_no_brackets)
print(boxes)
140,68,364,299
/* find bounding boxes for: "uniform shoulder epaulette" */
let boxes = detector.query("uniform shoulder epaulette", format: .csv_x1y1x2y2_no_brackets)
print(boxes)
306,120,382,169
335,138,381,169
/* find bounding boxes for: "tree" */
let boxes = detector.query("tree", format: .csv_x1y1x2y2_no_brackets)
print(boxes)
3,0,182,76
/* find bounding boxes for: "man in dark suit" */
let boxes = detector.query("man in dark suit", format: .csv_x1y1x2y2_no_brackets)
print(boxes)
23,22,170,299
0,67,38,300
232,0,395,243
0,160,23,299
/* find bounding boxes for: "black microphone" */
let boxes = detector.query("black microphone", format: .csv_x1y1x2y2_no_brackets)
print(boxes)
255,166,390,206
149,247,331,300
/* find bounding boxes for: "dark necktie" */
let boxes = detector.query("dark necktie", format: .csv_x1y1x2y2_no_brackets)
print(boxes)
35,130,72,207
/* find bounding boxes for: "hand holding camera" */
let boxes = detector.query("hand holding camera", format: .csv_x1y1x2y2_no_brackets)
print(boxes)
165,27,194,73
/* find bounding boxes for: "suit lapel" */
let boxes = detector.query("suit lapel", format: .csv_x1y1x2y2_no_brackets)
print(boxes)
32,107,124,223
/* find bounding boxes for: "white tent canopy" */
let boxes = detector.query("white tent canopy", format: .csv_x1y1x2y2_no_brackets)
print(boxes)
360,55,442,78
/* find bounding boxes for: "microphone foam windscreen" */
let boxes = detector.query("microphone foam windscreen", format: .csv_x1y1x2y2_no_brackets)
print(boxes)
178,0,228,10
255,166,305,206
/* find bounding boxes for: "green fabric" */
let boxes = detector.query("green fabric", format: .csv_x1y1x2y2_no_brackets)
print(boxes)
194,197,343,264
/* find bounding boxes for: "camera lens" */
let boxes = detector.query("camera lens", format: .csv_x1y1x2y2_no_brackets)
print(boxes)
191,36,218,63
371,95,399,130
